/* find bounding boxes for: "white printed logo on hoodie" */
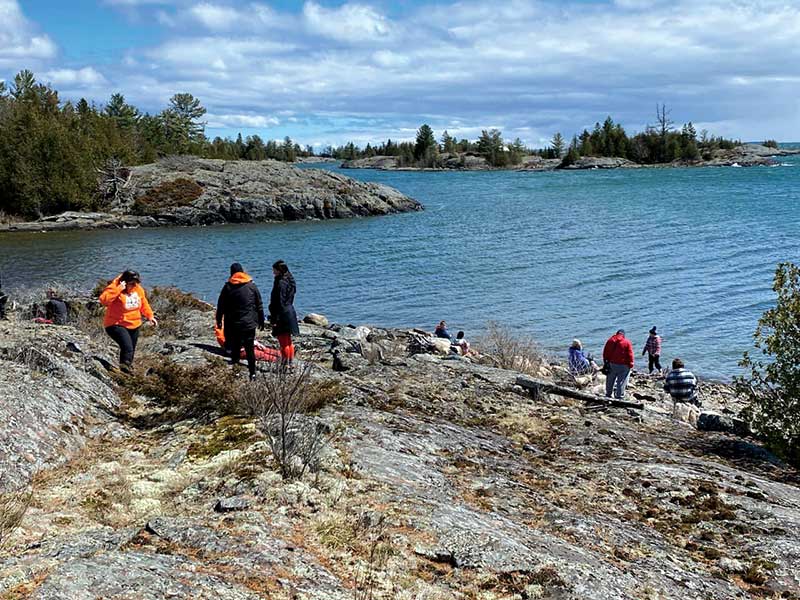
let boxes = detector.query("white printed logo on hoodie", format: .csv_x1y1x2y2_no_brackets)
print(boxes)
124,291,141,310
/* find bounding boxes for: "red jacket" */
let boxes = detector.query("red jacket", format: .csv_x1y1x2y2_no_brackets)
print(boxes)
603,333,634,368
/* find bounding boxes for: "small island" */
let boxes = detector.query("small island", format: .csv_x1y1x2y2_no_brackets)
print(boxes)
334,113,799,171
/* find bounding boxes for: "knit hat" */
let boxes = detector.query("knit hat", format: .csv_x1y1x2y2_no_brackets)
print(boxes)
650,326,657,334
616,329,625,335
230,262,244,275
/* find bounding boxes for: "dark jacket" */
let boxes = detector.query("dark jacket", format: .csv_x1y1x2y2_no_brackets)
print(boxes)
46,298,68,325
269,272,300,336
216,273,264,332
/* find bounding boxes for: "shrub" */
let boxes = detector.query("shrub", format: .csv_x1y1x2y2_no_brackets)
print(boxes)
148,286,213,338
117,357,243,418
132,178,203,215
240,363,331,480
735,262,800,467
476,321,546,376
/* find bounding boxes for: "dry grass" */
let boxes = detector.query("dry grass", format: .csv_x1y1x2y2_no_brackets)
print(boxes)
475,321,547,376
0,210,24,225
0,479,32,550
132,178,203,215
147,286,213,338
115,356,243,419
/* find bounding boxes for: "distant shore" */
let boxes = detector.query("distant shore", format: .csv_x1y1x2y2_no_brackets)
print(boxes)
340,143,800,172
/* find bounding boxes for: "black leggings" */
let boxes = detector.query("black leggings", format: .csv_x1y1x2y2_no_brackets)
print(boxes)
106,325,140,367
226,327,256,376
648,354,662,373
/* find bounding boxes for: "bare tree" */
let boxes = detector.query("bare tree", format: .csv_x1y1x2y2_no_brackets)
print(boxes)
656,103,674,162
96,158,133,211
240,363,330,480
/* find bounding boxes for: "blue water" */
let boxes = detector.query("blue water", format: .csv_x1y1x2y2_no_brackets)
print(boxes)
2,157,799,379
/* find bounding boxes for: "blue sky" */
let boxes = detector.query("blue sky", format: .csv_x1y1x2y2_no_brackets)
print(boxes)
3,0,800,148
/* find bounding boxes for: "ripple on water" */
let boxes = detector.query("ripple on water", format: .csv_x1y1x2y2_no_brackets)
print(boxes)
2,157,800,379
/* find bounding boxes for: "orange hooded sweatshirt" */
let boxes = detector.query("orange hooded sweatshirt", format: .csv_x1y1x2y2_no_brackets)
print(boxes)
100,275,154,329
229,272,252,285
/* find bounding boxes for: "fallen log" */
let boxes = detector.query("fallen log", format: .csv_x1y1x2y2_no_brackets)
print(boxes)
515,376,644,410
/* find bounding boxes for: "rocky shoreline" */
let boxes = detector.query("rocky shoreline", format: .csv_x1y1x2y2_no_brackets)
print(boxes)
0,157,422,234
1,290,798,599
341,143,800,171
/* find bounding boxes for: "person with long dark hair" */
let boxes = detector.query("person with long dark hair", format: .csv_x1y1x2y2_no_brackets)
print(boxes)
269,260,299,364
100,270,157,372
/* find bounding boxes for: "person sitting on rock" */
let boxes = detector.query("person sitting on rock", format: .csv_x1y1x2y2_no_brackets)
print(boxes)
642,326,663,375
434,320,452,341
568,339,598,375
453,330,471,355
45,289,68,325
664,358,699,406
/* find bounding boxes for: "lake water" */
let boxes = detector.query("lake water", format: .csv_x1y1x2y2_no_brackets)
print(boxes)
2,157,799,380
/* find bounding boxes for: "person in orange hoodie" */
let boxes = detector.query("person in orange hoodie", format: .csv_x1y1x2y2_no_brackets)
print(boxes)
99,270,157,372
216,263,264,380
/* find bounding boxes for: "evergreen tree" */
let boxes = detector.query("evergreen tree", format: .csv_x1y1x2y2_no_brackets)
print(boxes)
440,130,457,154
414,124,437,165
551,132,565,158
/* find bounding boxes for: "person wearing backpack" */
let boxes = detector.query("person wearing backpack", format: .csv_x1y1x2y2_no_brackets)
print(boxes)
602,329,634,399
216,262,265,380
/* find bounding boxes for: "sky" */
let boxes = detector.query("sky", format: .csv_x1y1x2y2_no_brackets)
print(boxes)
2,0,799,148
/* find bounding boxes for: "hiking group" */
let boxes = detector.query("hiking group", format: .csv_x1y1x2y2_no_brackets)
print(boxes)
4,266,697,404
570,326,698,406
97,260,298,379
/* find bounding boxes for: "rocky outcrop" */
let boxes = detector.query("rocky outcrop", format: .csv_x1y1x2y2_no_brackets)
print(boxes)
1,301,798,599
560,156,641,170
0,157,422,233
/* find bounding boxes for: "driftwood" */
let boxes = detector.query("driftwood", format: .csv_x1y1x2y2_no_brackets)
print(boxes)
516,375,644,410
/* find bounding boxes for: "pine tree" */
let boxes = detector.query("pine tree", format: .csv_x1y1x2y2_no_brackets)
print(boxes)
550,132,565,158
414,124,437,164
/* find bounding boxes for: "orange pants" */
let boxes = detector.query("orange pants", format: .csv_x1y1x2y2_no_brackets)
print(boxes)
277,333,295,362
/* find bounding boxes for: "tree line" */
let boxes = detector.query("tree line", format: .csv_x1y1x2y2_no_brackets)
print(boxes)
0,70,310,219
329,106,741,169
0,70,746,219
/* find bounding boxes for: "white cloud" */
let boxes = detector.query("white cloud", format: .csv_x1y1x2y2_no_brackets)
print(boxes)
303,1,393,43
188,3,241,29
0,0,56,67
206,113,280,129
13,0,800,143
43,67,107,87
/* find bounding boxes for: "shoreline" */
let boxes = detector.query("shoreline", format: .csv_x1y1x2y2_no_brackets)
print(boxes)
0,157,423,234
340,143,800,172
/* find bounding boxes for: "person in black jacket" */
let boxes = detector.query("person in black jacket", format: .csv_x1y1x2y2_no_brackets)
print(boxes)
0,273,8,320
216,262,264,379
269,260,299,364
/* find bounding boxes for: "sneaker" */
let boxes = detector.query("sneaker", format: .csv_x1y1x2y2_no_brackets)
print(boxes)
249,373,256,382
